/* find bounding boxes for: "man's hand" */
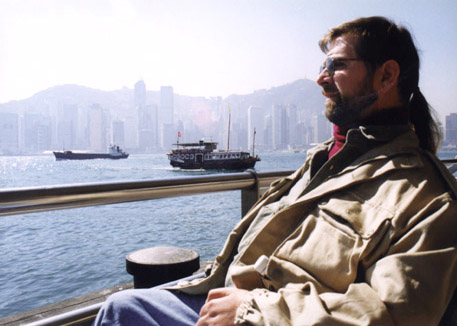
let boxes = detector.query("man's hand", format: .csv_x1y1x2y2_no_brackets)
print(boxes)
197,287,251,326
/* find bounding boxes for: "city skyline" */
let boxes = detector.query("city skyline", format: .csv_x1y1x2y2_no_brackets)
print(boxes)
3,77,457,156
0,78,331,155
1,0,456,122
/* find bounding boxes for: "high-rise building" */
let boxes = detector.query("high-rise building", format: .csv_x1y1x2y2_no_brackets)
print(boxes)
272,104,288,150
159,86,174,149
230,122,247,151
134,80,147,108
112,120,125,147
77,106,90,149
124,117,138,149
160,86,174,124
160,123,176,151
445,113,457,144
57,105,78,150
89,104,107,151
138,104,158,151
287,104,298,148
182,120,201,144
0,112,19,154
293,121,307,147
134,80,148,152
263,114,272,150
23,113,52,152
312,114,331,143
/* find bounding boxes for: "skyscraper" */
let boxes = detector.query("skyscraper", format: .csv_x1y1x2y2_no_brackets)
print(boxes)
138,104,158,151
445,113,457,144
287,104,298,147
22,113,53,152
159,86,174,149
264,114,272,150
312,114,331,143
134,80,149,151
124,117,138,149
57,105,78,150
89,104,107,151
134,80,146,108
160,86,174,124
0,112,19,153
272,104,288,150
112,120,125,147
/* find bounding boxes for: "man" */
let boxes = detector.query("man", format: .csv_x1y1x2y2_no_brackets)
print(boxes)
94,16,457,326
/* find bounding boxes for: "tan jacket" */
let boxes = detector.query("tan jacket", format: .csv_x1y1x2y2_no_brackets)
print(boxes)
173,126,457,326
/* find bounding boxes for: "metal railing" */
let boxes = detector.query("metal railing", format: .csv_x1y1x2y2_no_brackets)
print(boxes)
441,159,457,173
0,169,293,218
4,160,456,218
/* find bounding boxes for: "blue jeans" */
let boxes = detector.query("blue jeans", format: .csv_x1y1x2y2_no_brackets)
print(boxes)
93,288,207,326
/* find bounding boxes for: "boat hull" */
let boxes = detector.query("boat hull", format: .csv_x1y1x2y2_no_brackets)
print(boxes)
169,158,258,170
53,152,129,160
168,150,259,170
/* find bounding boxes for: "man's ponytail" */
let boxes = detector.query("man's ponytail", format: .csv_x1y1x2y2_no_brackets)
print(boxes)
408,88,441,154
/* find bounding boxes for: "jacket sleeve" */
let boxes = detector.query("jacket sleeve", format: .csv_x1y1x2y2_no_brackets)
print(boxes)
234,196,457,326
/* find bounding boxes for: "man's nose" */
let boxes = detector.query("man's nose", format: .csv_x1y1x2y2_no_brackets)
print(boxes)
316,68,331,86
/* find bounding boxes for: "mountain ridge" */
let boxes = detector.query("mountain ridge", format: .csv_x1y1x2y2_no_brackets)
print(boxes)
0,79,325,121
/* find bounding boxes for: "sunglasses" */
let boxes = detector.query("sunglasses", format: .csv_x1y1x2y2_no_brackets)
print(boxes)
319,57,362,76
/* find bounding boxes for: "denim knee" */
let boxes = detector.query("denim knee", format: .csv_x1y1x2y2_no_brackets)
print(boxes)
94,289,161,326
104,289,140,308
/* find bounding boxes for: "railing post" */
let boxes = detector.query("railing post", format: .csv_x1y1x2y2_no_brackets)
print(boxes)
241,169,260,217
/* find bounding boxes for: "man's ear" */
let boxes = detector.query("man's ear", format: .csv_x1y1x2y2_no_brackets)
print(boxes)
377,60,400,95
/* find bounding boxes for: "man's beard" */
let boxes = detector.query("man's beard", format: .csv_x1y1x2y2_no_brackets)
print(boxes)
324,89,378,126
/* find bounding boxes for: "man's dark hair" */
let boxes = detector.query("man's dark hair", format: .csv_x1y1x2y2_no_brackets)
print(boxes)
319,16,441,153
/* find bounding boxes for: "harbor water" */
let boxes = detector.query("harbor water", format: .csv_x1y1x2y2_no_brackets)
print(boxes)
0,152,307,318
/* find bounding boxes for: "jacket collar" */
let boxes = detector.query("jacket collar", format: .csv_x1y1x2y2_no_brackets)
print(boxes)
306,124,415,166
355,124,413,143
292,125,420,208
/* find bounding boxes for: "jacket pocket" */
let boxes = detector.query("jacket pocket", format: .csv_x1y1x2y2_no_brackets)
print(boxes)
318,191,394,238
274,215,362,292
272,193,393,292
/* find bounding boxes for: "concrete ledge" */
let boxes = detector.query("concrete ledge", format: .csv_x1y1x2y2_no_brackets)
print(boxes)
0,282,133,326
1,261,211,326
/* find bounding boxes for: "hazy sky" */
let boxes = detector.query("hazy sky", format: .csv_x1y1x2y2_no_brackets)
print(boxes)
1,0,456,119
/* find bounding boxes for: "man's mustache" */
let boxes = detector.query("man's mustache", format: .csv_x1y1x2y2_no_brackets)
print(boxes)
322,86,339,95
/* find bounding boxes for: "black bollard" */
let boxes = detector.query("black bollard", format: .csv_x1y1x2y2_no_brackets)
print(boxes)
126,246,200,288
